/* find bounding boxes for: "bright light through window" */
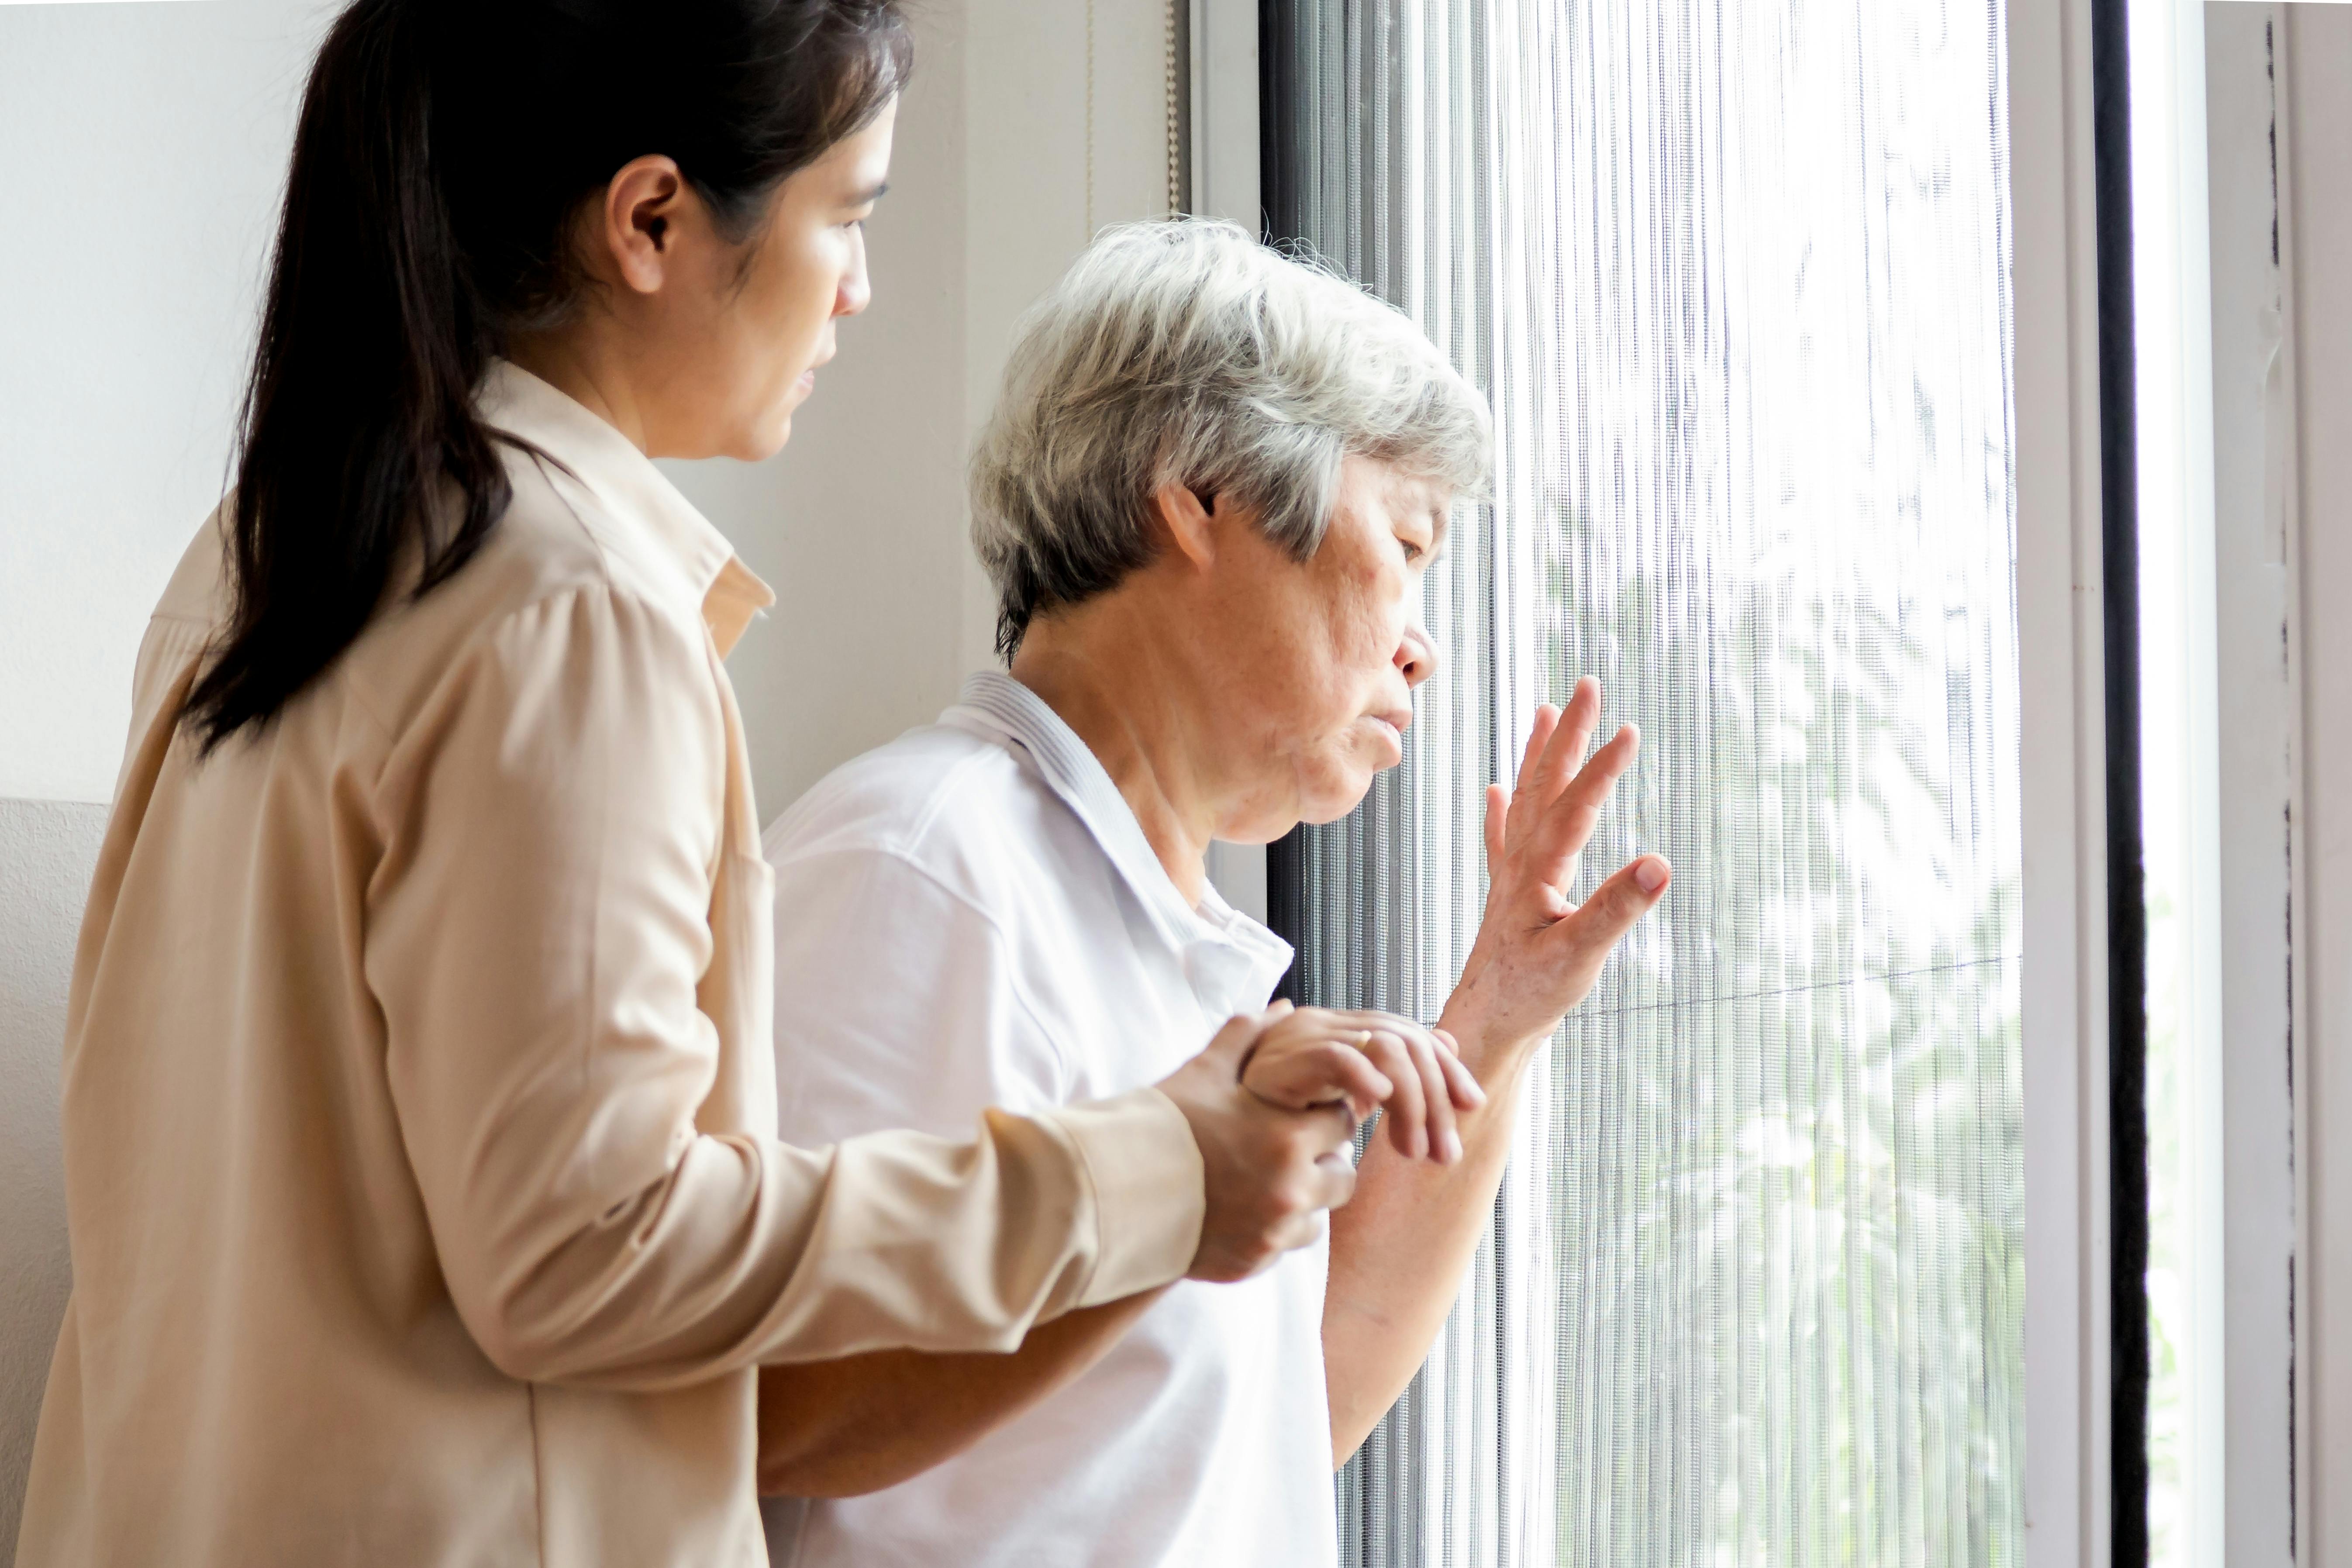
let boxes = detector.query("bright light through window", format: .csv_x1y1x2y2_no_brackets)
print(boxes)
2129,0,2225,1562
1266,1,2025,1560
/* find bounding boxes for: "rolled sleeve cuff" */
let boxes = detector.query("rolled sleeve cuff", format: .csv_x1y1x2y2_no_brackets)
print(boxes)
1045,1086,1204,1306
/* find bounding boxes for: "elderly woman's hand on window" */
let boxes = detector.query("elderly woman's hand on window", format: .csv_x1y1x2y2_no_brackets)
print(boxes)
1439,676,1671,1058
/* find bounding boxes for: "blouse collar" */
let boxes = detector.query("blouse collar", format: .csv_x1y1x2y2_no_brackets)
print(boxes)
477,360,775,655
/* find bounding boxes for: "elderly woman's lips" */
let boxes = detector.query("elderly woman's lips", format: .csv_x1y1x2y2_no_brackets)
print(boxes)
1372,709,1413,736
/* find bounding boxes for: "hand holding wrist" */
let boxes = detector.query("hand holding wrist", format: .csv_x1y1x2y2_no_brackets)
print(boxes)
1242,1003,1484,1165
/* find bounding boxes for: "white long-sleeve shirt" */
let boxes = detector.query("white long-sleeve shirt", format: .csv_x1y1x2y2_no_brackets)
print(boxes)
763,672,1340,1568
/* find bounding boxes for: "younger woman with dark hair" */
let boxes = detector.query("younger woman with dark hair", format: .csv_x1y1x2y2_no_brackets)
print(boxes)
13,4,1465,1563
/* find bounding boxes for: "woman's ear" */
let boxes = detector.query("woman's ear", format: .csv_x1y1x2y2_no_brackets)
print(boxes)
595,155,692,296
1153,482,1217,571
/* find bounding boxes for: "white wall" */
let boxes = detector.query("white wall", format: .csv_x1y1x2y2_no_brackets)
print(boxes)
0,0,1173,1546
0,0,334,805
0,801,108,1554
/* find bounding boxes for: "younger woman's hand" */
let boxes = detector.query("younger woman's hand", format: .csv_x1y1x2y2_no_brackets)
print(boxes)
1239,1002,1485,1165
1442,678,1671,1058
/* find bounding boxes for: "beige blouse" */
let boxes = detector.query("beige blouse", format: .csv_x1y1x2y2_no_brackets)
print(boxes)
16,363,1204,1568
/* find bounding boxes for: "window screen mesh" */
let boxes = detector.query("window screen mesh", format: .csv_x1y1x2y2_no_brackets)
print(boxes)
1262,2,2024,1563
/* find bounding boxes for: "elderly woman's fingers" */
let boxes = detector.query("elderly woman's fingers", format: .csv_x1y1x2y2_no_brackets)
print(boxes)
1555,854,1672,965
1307,1007,1428,1045
1523,679,1602,819
1242,1037,1393,1125
1289,1008,1482,1163
1359,1023,1481,1163
1504,705,1560,846
1401,1028,1461,1163
1355,1030,1433,1161
1528,722,1640,882
1514,705,1558,792
1434,1030,1486,1112
1484,782,1508,866
1386,1027,1481,1162
1498,686,1606,871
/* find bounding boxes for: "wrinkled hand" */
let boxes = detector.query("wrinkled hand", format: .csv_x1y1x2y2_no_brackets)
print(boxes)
1238,1002,1484,1165
1442,678,1670,1055
1155,1008,1363,1282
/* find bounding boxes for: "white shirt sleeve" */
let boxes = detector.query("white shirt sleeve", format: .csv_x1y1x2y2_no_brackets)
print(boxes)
770,844,1073,1146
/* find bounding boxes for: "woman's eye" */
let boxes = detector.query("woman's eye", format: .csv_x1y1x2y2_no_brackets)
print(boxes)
1401,540,1426,563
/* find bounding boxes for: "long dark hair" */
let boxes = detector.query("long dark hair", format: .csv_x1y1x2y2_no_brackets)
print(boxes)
184,0,910,752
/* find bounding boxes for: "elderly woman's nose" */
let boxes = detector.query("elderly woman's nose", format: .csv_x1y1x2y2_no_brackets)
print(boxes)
1396,621,1438,688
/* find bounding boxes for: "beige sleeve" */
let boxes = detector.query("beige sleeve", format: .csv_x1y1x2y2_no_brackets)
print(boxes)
365,582,1202,1392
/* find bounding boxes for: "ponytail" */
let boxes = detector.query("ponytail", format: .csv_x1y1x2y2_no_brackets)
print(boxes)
186,1,503,751
185,0,912,752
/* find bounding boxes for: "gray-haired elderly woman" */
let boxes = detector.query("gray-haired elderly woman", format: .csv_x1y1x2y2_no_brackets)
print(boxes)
752,220,1670,1568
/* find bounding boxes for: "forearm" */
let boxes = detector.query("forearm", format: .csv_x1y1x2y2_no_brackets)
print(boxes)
1321,1024,1538,1466
758,1287,1167,1497
1318,685,1668,1465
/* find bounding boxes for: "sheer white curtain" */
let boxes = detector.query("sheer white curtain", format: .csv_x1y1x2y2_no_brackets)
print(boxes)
1263,2,2024,1563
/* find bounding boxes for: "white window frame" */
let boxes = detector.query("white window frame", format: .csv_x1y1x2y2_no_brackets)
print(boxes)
1191,0,1272,923
2010,1,2114,1562
2200,7,2306,1562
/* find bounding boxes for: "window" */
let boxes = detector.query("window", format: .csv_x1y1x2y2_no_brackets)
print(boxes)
1262,2,2025,1561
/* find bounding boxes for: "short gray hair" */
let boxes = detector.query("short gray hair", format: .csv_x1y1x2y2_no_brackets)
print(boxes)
969,218,1493,657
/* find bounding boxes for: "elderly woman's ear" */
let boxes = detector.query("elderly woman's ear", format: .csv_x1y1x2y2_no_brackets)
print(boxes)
1151,482,1221,569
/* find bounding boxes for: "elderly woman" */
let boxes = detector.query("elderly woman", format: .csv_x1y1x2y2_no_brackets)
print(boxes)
752,221,1671,1567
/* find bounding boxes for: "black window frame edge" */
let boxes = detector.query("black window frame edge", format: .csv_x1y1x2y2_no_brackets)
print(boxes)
1259,0,1307,1004
2090,0,2152,1559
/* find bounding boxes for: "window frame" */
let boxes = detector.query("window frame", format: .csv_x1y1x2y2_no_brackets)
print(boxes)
2008,0,2116,1561
1192,0,1273,924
